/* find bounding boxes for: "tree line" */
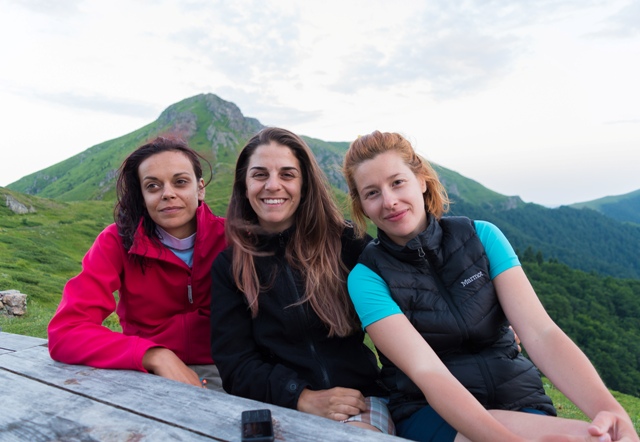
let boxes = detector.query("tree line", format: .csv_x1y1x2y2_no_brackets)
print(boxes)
520,247,640,397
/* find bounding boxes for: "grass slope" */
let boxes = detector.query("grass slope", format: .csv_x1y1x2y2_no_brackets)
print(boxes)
0,188,113,335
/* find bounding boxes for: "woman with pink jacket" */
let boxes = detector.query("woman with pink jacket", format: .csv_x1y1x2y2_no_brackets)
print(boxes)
48,135,226,388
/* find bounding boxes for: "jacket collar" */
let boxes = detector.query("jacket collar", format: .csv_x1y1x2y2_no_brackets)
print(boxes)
254,224,295,255
374,213,443,265
129,201,214,257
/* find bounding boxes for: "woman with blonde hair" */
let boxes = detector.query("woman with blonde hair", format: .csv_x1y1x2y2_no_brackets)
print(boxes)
342,130,637,442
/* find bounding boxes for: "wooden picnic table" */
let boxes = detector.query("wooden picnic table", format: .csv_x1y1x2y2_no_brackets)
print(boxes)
0,331,406,441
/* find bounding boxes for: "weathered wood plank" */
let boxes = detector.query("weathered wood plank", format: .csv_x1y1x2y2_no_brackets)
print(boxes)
0,341,405,441
0,370,222,441
0,332,47,354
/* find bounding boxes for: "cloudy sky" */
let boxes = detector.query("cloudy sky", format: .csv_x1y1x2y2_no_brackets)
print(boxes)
1,0,639,207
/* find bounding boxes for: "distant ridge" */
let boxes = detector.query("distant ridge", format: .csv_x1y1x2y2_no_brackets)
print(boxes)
569,189,640,225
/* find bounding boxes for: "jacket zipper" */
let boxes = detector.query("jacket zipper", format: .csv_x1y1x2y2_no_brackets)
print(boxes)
187,276,193,304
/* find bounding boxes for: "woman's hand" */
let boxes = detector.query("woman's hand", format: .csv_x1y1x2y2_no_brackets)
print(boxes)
297,387,366,421
142,347,203,388
588,411,639,442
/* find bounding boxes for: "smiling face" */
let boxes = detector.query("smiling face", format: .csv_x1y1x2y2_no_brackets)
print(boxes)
353,150,428,246
245,142,303,233
138,150,205,239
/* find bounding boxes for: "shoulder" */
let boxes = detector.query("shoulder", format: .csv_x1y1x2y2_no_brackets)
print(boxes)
83,224,128,264
341,223,373,266
473,219,499,232
357,238,383,267
96,223,123,246
440,216,475,231
213,246,233,266
439,216,482,246
196,203,227,250
341,223,372,245
197,202,225,229
473,220,505,243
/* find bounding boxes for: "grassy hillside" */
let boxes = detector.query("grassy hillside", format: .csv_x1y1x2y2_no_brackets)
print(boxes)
0,188,113,334
544,378,639,432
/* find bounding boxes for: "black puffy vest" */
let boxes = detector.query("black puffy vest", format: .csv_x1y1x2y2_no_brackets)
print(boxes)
359,215,556,422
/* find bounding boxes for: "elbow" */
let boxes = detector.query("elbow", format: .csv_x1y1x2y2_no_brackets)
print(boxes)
46,321,72,363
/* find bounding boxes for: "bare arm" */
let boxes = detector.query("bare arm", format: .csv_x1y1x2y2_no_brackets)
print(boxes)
494,266,637,441
367,314,531,442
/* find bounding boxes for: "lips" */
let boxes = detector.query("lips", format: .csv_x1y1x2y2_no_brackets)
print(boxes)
385,209,408,221
160,206,183,213
262,198,287,205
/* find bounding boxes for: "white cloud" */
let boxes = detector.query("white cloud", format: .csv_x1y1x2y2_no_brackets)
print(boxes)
0,0,638,206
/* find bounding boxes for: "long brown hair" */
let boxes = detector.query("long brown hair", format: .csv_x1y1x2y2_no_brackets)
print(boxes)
226,127,358,337
343,130,449,237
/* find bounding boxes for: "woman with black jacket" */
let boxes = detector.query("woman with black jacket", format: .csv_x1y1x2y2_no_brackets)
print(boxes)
210,127,394,434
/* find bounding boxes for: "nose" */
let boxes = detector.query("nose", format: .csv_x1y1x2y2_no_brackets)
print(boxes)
264,176,282,191
162,184,177,199
381,188,397,209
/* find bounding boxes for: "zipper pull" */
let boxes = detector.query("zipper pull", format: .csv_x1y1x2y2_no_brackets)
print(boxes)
418,247,425,258
187,277,193,304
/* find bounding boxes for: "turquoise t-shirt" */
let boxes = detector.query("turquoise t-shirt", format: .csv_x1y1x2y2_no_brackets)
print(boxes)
348,220,520,329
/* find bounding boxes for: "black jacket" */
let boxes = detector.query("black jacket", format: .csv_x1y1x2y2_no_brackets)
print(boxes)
359,215,555,422
210,226,385,410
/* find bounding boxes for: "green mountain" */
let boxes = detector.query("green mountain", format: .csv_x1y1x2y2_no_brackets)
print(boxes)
4,89,640,302
8,94,262,205
569,189,640,225
7,93,640,280
8,93,519,211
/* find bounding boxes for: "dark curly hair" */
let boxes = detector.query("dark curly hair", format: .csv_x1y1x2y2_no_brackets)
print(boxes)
114,135,211,254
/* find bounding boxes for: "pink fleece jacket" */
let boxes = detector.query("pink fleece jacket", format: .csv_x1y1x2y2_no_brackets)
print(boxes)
48,202,226,371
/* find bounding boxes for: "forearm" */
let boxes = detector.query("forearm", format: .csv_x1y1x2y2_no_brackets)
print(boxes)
48,286,153,370
368,316,525,442
49,321,154,370
527,326,628,419
416,368,528,442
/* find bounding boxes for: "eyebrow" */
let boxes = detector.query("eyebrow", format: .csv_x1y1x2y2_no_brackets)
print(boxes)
249,166,299,172
141,171,192,181
358,172,404,193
